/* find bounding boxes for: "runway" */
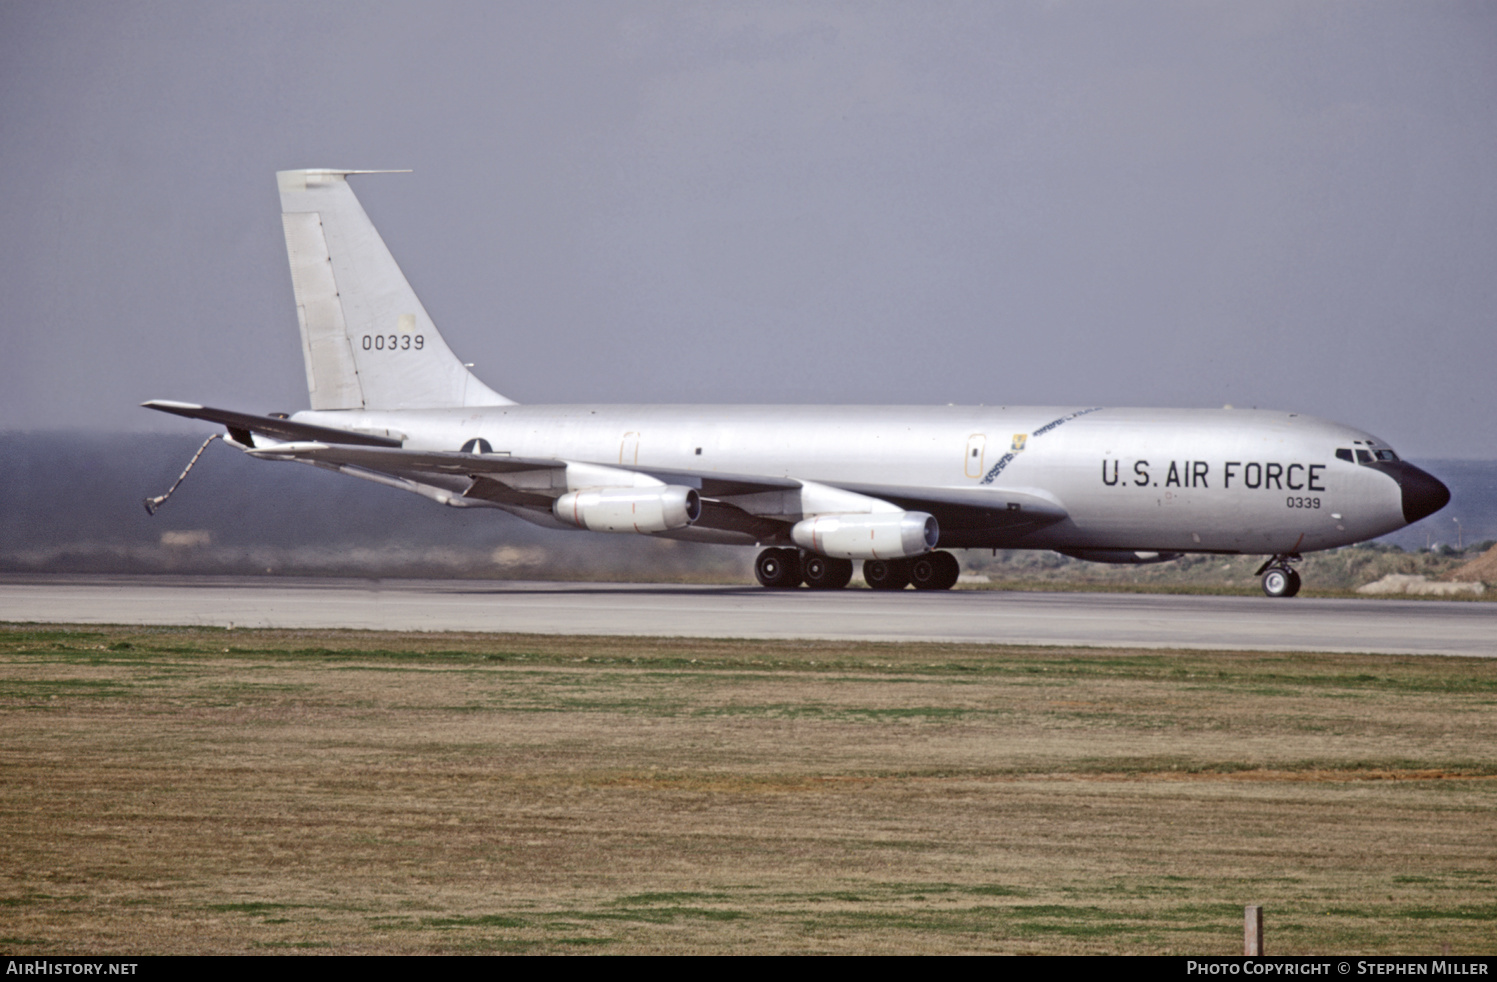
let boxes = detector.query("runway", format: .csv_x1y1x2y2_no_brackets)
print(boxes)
1,574,1493,656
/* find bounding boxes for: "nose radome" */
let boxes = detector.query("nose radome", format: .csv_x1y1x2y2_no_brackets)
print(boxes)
1398,464,1451,524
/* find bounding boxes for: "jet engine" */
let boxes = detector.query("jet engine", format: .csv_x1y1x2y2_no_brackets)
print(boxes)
790,511,938,560
554,486,701,533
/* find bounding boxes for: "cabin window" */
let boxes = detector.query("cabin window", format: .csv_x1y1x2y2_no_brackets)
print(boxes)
1355,449,1373,464
1336,448,1353,462
1374,449,1399,462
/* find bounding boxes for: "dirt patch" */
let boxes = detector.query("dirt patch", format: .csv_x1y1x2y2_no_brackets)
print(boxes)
1445,543,1497,584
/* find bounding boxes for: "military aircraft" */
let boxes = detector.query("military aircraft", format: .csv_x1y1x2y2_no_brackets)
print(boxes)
143,169,1450,597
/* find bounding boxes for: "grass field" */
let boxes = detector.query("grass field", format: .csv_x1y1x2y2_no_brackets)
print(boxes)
1,624,1494,954
956,545,1494,597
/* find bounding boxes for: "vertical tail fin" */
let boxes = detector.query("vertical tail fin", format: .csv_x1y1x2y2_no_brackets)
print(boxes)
276,168,513,410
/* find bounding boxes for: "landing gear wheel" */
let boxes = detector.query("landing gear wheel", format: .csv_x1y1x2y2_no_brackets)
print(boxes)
1261,567,1302,598
755,548,803,589
910,551,961,591
1256,552,1304,598
863,558,911,591
803,555,854,590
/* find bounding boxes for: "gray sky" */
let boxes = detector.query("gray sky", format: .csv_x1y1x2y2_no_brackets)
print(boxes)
2,1,1493,457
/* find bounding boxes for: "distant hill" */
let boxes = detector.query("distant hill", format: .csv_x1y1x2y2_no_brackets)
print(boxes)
1,433,1492,583
0,432,747,581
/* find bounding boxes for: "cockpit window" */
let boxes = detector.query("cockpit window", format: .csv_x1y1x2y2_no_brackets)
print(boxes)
1338,446,1400,465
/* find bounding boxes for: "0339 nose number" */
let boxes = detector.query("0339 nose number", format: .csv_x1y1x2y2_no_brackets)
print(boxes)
1286,496,1321,509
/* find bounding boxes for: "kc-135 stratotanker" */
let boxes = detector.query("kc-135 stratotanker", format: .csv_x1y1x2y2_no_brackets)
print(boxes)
144,169,1450,597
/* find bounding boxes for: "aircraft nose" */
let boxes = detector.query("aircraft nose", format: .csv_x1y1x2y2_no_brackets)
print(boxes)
1396,463,1451,524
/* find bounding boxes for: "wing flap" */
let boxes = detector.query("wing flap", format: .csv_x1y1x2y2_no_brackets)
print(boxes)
462,476,560,509
635,468,803,498
244,441,563,477
692,498,794,541
827,481,1068,542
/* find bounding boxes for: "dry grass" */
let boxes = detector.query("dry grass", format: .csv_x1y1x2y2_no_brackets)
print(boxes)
958,546,1495,597
1,625,1494,954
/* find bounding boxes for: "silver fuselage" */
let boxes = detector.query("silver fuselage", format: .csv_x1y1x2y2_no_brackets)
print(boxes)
295,403,1416,554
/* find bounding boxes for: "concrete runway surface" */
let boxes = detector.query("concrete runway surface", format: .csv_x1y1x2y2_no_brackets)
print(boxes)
0,574,1492,656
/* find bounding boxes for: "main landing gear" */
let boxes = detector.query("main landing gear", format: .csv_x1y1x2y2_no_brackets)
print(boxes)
861,557,910,591
754,547,803,588
865,552,961,590
755,549,960,591
1255,554,1303,598
803,554,855,590
910,552,961,591
754,548,857,589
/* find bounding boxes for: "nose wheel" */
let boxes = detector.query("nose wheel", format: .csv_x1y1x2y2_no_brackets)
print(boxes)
1256,554,1303,598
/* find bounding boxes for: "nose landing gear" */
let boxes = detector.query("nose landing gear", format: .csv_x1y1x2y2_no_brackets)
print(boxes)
1255,554,1303,598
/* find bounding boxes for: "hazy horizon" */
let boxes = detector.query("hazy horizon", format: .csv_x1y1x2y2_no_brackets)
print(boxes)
4,433,1491,567
3,2,1494,458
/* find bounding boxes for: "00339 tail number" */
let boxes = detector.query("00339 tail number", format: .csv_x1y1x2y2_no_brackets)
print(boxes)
362,334,424,351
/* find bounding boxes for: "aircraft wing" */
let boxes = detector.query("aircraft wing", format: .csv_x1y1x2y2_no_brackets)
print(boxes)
242,441,571,516
243,441,563,476
142,400,403,448
224,432,1069,546
243,444,795,529
826,481,1069,541
640,469,1069,545
634,468,803,498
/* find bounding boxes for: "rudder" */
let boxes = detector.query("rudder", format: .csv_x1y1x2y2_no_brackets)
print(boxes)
277,169,512,410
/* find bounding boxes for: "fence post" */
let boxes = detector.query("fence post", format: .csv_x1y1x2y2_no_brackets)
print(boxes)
1245,904,1264,956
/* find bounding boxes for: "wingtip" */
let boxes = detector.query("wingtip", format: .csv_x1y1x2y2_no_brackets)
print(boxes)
142,399,204,411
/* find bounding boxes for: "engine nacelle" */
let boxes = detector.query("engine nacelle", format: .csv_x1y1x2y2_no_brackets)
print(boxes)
791,511,939,560
553,485,701,534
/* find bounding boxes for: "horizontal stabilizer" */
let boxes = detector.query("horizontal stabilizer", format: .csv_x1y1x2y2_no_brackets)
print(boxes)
142,400,403,447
